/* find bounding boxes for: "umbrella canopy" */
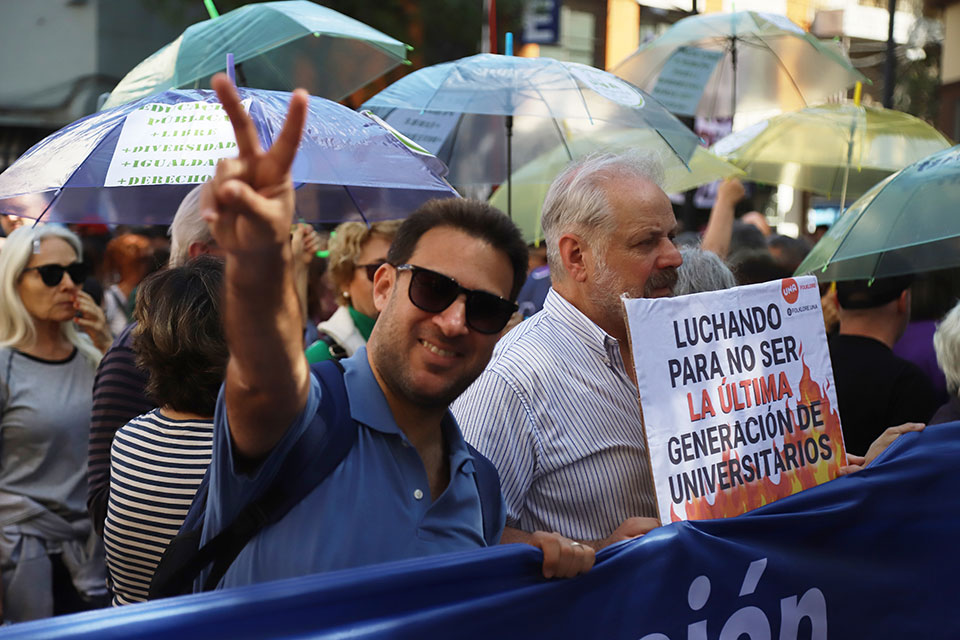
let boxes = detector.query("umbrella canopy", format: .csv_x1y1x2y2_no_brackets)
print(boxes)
102,0,409,109
711,103,953,206
488,128,743,243
0,88,456,226
613,11,866,120
795,146,960,281
361,53,699,212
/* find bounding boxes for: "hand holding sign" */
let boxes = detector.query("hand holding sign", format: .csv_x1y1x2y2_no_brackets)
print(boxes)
201,73,308,256
838,422,926,475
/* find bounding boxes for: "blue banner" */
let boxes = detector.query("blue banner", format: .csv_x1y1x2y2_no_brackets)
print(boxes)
5,422,959,639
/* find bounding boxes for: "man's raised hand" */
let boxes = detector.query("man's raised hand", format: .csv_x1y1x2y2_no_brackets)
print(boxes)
201,73,308,256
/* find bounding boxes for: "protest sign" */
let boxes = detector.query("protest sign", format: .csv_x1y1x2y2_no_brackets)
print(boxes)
651,46,723,117
623,276,846,523
105,99,248,188
381,109,461,154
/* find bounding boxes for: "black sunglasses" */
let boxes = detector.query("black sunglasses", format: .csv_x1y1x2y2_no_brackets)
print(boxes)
357,261,386,282
395,264,517,335
22,262,86,287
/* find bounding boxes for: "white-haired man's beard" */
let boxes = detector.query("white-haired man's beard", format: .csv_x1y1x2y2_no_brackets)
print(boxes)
588,255,679,331
643,266,679,297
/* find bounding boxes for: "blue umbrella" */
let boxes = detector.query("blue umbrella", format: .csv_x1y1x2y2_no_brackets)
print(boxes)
362,54,699,215
0,88,455,226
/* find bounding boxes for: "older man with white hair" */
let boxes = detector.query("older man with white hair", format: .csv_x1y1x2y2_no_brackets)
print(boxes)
453,152,681,549
931,301,960,425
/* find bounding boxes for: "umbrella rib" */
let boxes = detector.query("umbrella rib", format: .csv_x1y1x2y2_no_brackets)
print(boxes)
749,32,808,106
31,189,60,227
556,63,595,124
527,75,572,122
550,118,573,161
343,185,370,227
822,172,903,272
866,197,916,281
516,60,577,122
704,37,735,119
419,62,459,114
441,113,467,170
654,128,691,171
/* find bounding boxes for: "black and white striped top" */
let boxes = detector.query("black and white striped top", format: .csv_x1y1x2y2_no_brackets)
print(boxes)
103,409,213,605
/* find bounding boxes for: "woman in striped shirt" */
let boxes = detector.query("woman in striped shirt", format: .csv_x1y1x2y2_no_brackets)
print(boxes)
103,256,226,605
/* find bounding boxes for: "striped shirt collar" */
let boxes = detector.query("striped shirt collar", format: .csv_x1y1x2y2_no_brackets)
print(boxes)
541,288,625,372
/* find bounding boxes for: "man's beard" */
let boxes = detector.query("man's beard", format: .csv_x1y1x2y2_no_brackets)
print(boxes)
589,258,678,333
643,266,679,297
375,343,484,410
368,295,492,410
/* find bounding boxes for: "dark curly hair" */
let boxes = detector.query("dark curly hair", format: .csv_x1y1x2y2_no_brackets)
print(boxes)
387,198,528,301
132,255,226,416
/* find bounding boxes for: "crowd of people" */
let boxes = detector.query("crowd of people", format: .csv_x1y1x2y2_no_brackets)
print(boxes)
0,73,955,623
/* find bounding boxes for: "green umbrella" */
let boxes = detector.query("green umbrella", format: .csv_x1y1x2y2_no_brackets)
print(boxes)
613,11,866,119
102,1,409,109
711,102,953,209
795,146,960,281
488,128,743,243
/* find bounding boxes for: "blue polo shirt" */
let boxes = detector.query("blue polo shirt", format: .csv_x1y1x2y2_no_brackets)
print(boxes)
201,347,502,589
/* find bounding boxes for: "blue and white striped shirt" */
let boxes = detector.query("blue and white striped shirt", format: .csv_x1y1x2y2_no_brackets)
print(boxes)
453,288,657,542
103,409,213,605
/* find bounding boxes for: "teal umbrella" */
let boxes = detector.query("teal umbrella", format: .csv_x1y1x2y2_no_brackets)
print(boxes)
796,146,960,281
102,1,409,109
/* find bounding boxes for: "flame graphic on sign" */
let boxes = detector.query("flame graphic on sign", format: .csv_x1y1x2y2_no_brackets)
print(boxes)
670,344,846,522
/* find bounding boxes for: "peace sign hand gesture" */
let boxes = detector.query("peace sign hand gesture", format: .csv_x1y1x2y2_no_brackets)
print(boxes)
201,73,308,256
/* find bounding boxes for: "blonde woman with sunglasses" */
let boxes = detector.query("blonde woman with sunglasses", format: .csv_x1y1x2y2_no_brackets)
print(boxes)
305,220,401,363
0,225,111,623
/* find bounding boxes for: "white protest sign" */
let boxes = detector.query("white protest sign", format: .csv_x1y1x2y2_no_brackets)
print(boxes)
381,109,461,155
105,99,248,188
651,46,723,117
623,276,846,523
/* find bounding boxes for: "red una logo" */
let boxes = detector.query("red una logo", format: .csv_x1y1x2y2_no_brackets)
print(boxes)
781,278,799,304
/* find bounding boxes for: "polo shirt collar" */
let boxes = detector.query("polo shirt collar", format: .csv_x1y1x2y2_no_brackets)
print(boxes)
342,346,401,435
341,347,476,473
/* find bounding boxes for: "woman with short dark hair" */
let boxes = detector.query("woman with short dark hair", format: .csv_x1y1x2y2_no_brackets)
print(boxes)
103,255,226,605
